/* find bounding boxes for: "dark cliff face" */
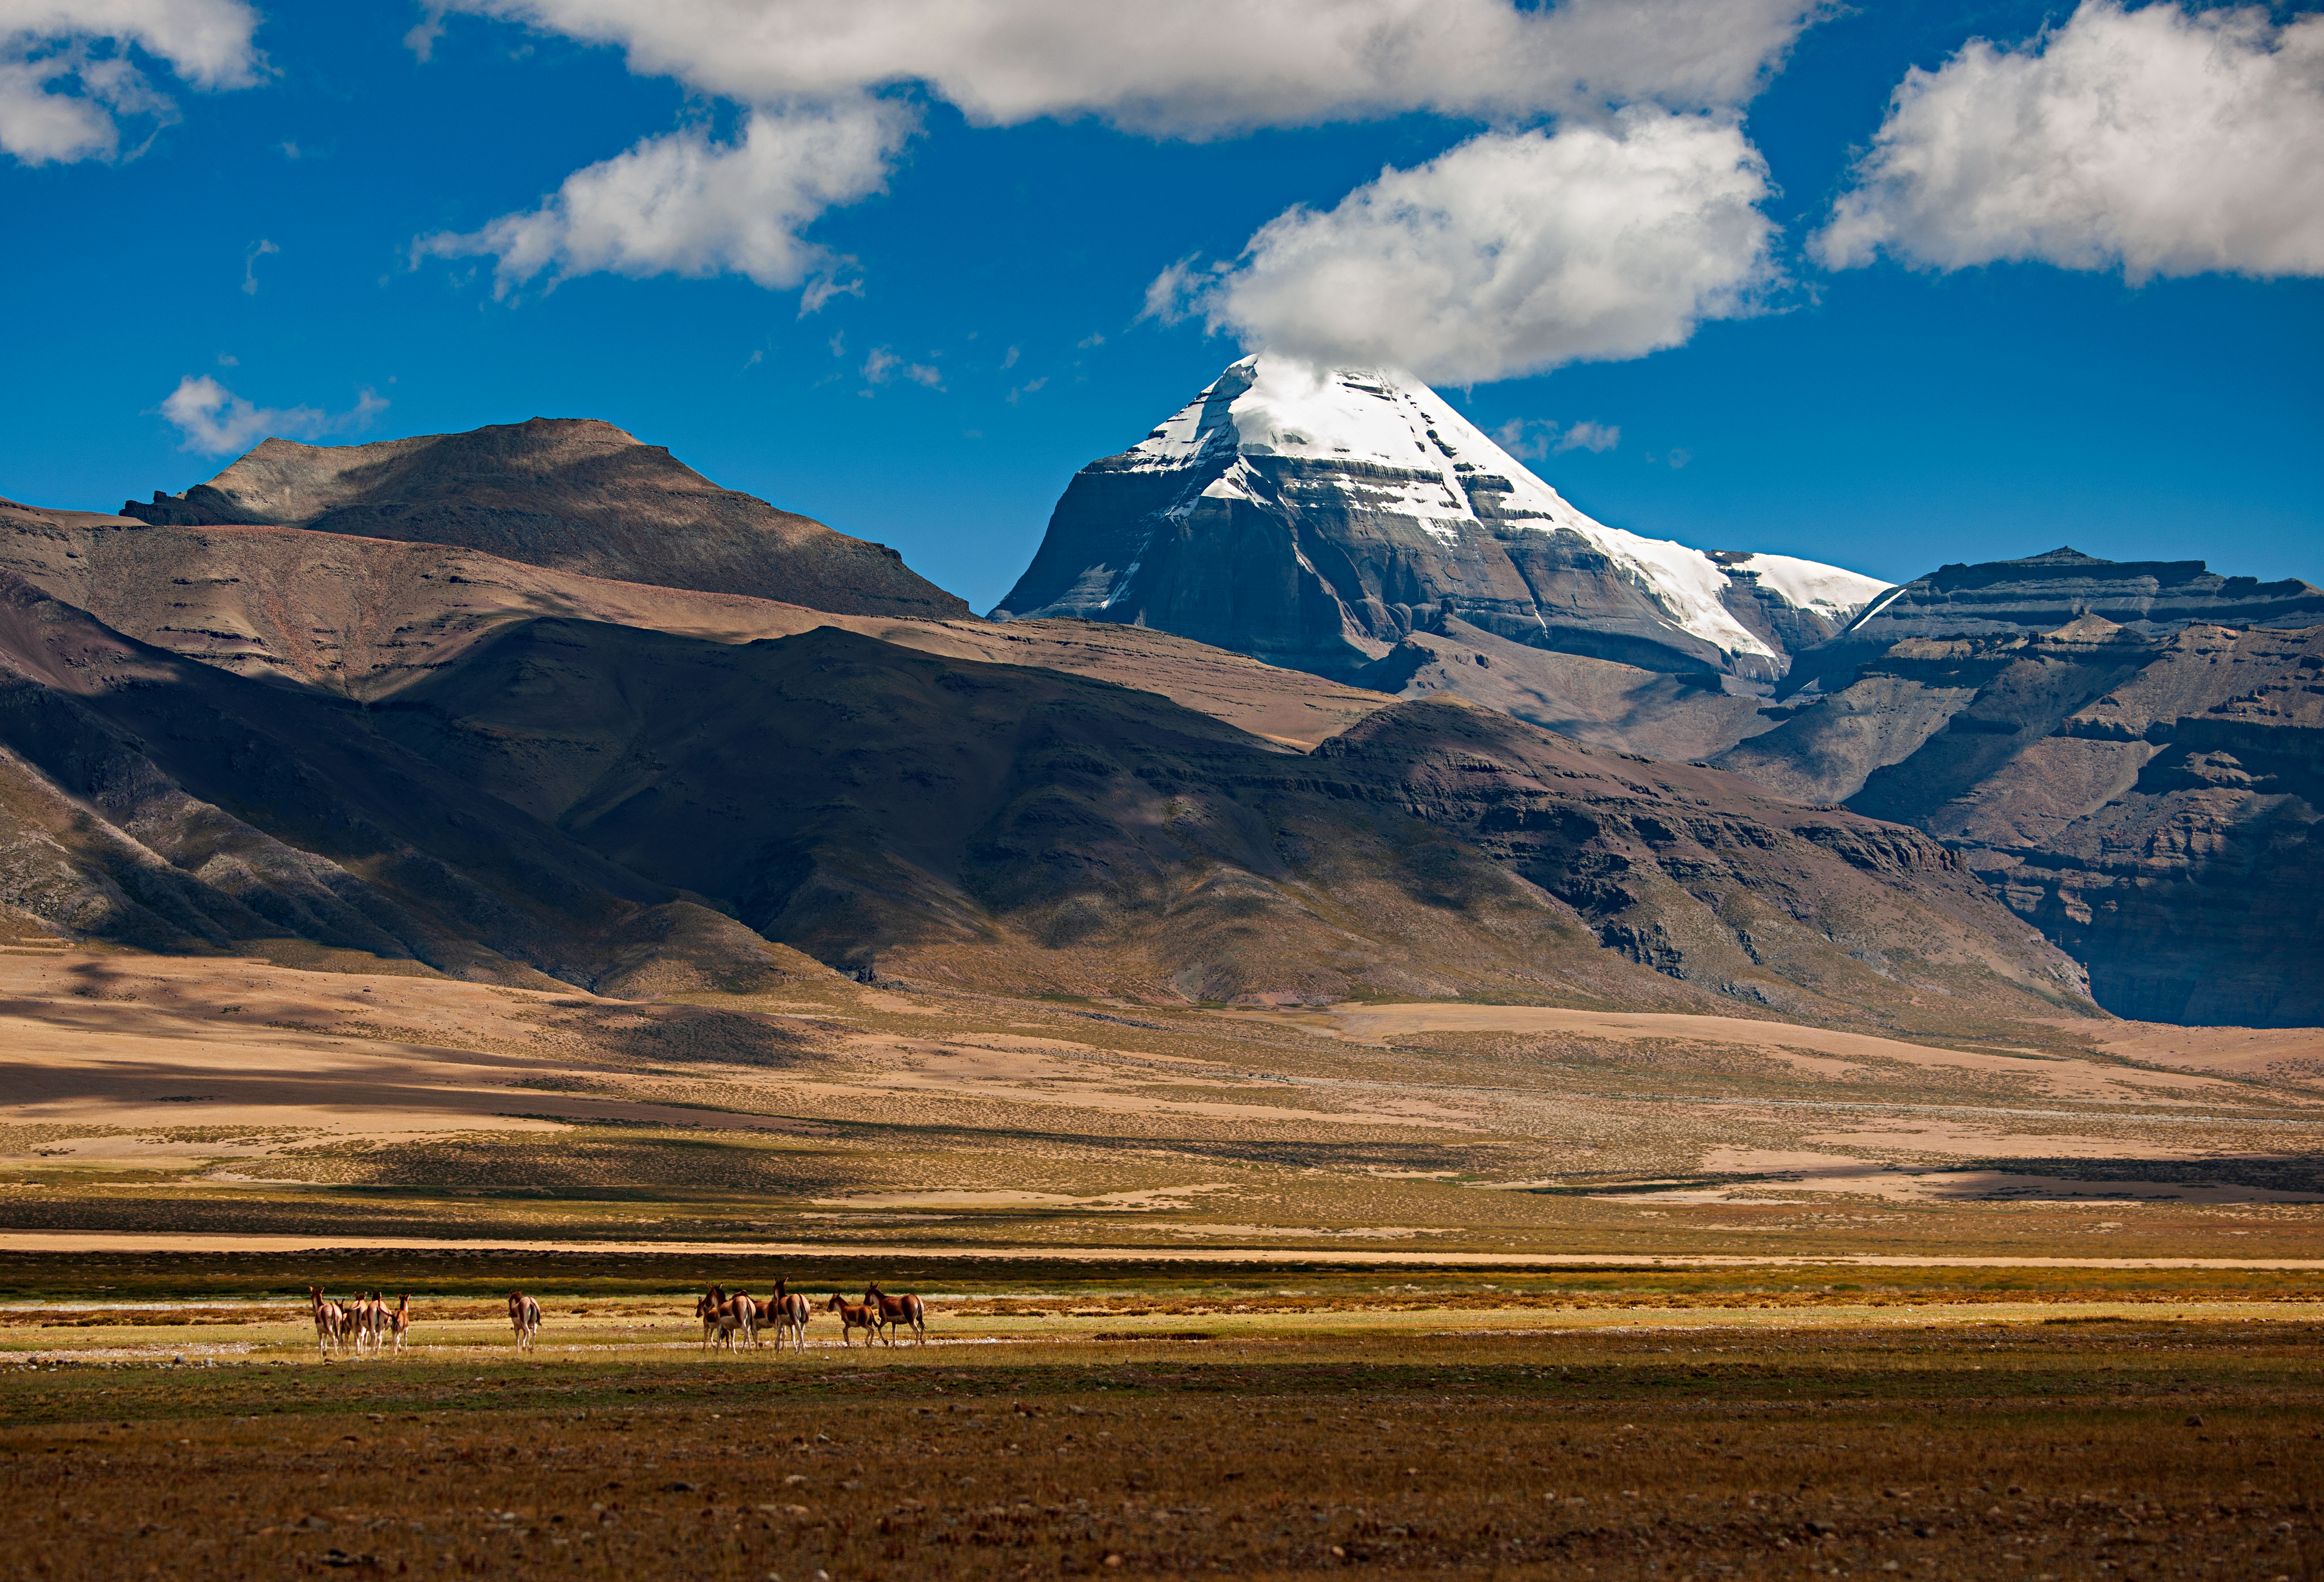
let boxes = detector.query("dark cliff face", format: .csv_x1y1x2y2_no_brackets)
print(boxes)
121,417,970,621
1911,623,2324,1027
995,357,1888,694
1721,582,2324,1026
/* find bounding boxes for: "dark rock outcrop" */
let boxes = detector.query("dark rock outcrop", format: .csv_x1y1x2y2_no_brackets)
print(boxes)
121,417,969,620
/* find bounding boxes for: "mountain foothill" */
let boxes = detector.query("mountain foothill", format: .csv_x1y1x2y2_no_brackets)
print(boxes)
2,368,2315,1031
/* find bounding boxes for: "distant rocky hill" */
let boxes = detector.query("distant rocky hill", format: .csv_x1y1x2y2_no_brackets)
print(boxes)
1788,545,2324,696
994,355,1888,695
119,417,969,621
1723,548,2324,1025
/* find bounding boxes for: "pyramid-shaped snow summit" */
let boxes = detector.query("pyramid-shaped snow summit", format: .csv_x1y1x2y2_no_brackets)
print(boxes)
994,354,1887,685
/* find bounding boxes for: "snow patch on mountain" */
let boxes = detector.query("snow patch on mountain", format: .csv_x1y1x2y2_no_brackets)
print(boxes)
1721,553,1892,625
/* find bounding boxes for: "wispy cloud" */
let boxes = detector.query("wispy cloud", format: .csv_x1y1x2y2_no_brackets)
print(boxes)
859,346,943,392
411,100,909,302
241,237,277,295
1492,417,1620,461
1556,420,1620,454
1006,376,1048,406
157,376,387,456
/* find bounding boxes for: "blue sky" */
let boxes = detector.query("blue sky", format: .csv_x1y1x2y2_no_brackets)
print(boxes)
1,0,2317,613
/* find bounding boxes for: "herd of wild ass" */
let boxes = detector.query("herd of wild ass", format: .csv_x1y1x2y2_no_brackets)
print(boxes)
698,1281,926,1352
303,1282,927,1358
304,1288,411,1358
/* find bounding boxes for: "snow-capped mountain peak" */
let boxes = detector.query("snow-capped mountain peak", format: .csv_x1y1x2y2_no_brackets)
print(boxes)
994,353,1890,694
1116,355,1887,669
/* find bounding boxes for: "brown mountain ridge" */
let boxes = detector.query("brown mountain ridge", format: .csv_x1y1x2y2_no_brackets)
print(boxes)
120,417,969,621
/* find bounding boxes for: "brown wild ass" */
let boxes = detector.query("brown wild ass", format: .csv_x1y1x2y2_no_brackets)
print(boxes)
507,1290,542,1352
356,1291,387,1358
825,1293,883,1348
386,1294,410,1358
695,1285,756,1352
865,1282,926,1344
308,1286,345,1358
763,1278,812,1352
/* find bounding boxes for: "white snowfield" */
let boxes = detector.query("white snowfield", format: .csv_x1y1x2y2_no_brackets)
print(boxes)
1132,355,1890,664
1720,552,1895,626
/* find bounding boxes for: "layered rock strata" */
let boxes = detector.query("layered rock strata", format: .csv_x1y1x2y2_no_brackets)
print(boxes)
1790,546,2324,695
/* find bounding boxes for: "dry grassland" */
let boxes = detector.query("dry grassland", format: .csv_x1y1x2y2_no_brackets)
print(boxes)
3,946,2321,1269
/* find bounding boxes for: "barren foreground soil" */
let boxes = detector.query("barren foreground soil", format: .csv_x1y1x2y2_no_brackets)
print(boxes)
1,1269,2317,1581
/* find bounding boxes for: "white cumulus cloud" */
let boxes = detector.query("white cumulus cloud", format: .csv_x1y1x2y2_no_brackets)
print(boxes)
1814,2,2324,280
421,0,1817,135
158,375,387,456
412,0,1817,304
414,98,909,300
0,0,263,164
1154,111,1777,386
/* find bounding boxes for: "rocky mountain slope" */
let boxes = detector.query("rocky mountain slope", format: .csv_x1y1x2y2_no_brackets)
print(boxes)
0,568,697,983
1722,549,2324,1025
0,567,2089,1034
994,355,1888,697
119,417,969,621
360,620,2090,1028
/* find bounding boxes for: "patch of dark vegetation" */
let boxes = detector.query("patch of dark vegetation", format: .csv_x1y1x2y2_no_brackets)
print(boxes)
0,1251,2318,1308
1955,1155,2324,1196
